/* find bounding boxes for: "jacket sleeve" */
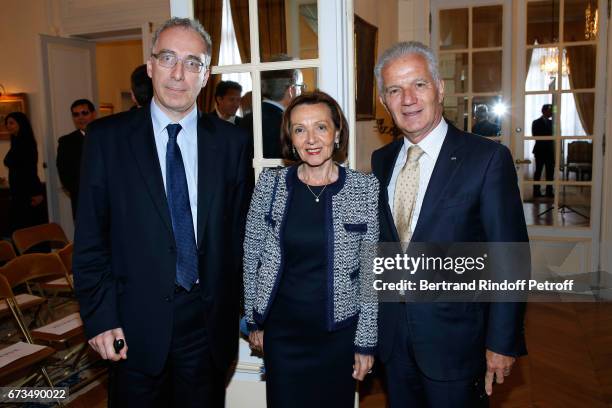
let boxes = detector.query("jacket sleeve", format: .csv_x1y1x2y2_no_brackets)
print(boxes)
354,174,380,355
242,169,275,331
72,123,120,339
480,144,529,357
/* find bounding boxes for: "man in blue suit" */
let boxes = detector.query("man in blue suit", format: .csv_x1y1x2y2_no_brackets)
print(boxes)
371,41,528,407
73,18,250,407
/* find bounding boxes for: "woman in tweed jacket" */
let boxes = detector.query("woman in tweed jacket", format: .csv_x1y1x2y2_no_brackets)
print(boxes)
243,91,379,407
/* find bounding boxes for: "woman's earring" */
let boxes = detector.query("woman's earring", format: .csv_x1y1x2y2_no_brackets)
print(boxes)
292,146,297,157
334,140,339,150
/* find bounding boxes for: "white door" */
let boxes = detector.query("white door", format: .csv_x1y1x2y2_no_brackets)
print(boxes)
514,0,607,276
41,35,97,239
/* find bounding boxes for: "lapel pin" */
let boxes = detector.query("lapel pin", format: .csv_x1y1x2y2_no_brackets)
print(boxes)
451,156,457,160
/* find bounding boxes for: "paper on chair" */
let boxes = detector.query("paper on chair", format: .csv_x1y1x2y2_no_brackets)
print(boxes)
35,312,82,335
0,342,47,368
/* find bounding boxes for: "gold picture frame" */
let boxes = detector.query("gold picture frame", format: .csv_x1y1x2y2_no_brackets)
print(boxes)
0,93,28,140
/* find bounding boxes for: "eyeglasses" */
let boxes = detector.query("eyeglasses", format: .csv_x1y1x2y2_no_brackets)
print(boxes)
151,52,207,73
293,83,307,91
72,110,91,117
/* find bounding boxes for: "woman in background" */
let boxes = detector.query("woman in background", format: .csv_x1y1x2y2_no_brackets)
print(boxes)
3,112,44,233
243,91,379,407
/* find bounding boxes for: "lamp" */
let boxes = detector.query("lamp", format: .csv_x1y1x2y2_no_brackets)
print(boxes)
0,84,6,97
585,1,598,40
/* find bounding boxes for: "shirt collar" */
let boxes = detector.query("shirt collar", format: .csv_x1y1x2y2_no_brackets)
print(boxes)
215,107,236,124
402,118,448,160
150,98,198,137
263,99,285,112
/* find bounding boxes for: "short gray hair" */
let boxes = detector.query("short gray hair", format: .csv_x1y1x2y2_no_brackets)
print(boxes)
261,54,301,101
374,41,441,94
152,17,213,67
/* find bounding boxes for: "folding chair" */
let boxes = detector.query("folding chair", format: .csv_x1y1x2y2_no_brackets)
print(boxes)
12,223,69,255
0,253,87,369
0,263,48,333
39,244,74,295
0,274,55,387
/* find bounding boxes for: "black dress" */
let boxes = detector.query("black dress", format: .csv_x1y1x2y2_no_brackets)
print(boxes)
263,169,356,408
3,135,45,233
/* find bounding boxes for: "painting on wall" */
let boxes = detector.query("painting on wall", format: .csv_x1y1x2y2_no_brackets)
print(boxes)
0,93,28,140
355,15,378,121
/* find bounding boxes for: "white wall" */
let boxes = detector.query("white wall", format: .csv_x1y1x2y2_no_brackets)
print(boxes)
354,0,399,172
0,1,55,180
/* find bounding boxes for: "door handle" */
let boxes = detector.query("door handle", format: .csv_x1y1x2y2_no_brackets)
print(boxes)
515,159,532,165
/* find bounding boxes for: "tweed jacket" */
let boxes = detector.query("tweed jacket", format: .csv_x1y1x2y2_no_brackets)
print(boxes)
243,165,379,354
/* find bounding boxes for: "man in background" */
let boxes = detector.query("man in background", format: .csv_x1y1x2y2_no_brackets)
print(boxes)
211,80,242,125
240,55,303,158
130,64,153,108
472,104,500,137
56,98,96,219
532,104,554,198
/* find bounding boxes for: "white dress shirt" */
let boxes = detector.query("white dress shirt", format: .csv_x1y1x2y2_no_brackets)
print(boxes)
150,99,199,238
387,119,448,232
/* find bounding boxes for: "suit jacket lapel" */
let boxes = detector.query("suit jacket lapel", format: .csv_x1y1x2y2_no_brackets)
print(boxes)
412,124,466,240
196,114,220,248
127,106,173,236
381,139,403,242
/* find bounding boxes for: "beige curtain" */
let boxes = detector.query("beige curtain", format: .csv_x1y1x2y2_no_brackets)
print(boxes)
566,46,596,135
194,0,223,113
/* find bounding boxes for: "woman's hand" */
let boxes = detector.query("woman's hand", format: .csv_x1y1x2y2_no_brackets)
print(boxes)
31,195,44,207
353,353,374,381
249,330,264,353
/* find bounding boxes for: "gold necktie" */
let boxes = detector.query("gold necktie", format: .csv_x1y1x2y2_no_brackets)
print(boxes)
393,145,424,243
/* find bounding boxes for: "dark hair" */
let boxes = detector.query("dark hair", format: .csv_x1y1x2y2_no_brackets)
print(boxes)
280,90,349,163
5,111,38,159
214,80,242,99
541,104,553,113
71,99,95,112
131,64,153,106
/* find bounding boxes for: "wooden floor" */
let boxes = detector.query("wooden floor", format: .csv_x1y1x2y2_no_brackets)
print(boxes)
71,302,612,407
360,302,612,408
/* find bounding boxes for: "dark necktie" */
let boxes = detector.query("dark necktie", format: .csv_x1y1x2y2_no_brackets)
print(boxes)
166,123,198,291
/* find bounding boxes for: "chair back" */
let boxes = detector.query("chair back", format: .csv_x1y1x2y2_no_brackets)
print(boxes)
0,241,16,265
12,223,69,254
567,141,593,165
0,253,68,289
57,243,73,274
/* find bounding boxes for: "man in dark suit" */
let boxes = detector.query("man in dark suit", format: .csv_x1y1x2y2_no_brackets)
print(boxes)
371,41,528,407
532,104,554,197
210,80,242,125
73,17,250,407
240,56,302,158
130,64,153,109
56,99,96,218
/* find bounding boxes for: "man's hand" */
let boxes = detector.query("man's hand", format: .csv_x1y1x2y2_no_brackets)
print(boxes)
88,328,128,361
30,195,44,207
249,330,264,353
484,349,515,396
353,353,374,381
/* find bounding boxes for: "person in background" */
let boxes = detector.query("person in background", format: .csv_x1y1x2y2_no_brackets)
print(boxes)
472,104,500,137
56,99,96,219
3,112,45,232
531,104,554,198
130,64,154,109
244,90,378,408
240,54,303,158
211,80,242,125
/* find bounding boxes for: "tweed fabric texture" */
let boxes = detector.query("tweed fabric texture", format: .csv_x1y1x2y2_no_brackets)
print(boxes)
243,166,379,354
